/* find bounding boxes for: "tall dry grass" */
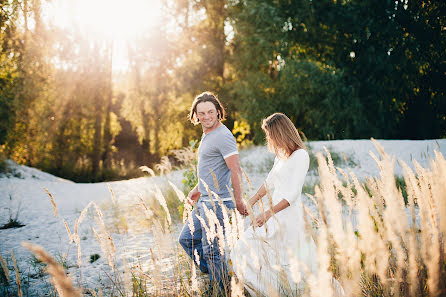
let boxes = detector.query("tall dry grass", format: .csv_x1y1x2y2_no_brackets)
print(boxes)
4,141,445,297
22,242,81,297
308,140,446,297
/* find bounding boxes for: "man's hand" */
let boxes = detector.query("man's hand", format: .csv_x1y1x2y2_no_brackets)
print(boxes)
251,210,272,228
235,199,248,216
187,188,200,205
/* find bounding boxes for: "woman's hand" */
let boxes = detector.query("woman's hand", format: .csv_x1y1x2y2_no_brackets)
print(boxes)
251,210,273,228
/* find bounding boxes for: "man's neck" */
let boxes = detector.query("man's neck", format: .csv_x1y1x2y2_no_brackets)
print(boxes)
203,121,222,134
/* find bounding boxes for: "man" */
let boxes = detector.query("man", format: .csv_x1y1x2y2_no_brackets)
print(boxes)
178,91,247,293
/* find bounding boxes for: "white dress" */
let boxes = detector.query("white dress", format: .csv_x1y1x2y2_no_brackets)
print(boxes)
230,149,318,296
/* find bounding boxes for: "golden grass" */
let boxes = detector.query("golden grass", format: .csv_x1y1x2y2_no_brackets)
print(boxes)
44,187,58,218
310,139,446,297
22,242,81,297
6,141,444,297
11,250,22,297
0,255,9,282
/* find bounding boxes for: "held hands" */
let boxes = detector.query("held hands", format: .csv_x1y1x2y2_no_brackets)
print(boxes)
235,199,248,216
251,210,272,228
187,189,200,206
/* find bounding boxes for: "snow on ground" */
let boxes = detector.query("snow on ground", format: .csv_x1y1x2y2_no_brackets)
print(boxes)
241,139,445,191
0,139,445,295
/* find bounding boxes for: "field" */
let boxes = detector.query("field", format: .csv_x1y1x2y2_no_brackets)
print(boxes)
0,139,445,297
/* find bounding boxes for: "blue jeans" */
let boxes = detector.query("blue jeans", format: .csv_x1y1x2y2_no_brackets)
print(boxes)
178,198,235,291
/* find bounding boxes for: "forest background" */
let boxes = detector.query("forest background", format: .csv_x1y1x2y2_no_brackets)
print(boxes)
0,0,444,182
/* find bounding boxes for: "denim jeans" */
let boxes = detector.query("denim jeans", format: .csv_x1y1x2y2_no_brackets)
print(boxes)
178,198,235,291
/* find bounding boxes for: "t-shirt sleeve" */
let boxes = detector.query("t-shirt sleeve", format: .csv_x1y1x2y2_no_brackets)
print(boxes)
218,129,239,159
275,150,309,205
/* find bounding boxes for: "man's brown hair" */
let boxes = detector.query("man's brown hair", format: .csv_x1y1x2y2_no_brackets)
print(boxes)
189,92,226,125
262,113,306,158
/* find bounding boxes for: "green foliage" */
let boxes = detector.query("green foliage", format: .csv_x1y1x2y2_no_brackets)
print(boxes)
0,153,8,174
165,188,183,223
1,198,24,230
0,218,25,230
228,0,445,141
28,255,47,278
181,141,199,195
89,254,101,264
395,175,408,205
241,153,275,174
182,167,198,195
0,0,444,183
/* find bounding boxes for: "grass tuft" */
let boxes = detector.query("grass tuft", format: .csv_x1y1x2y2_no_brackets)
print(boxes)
0,218,25,230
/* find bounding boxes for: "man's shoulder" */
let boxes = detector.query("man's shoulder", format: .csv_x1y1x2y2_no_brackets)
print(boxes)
216,124,235,137
215,125,238,146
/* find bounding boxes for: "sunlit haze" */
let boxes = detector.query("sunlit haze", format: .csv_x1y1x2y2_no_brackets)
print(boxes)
47,0,164,71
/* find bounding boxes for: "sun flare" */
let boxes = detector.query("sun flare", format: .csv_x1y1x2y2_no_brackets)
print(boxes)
49,0,163,40
47,0,163,71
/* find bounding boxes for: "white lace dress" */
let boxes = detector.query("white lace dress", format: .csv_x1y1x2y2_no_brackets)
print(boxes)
230,149,318,295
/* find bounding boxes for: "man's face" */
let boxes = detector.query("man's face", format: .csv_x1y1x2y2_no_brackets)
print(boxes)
196,101,219,130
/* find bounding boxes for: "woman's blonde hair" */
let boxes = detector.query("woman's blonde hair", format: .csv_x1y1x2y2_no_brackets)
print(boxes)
261,113,306,158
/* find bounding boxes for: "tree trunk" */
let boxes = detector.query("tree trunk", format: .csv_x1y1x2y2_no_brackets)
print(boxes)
92,94,103,178
102,41,113,169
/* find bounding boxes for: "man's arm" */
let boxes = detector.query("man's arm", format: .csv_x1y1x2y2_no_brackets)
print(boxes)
225,154,248,215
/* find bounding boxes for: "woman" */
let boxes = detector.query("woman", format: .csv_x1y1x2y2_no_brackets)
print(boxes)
230,113,318,296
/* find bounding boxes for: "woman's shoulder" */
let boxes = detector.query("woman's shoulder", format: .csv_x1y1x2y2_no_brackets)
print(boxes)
285,148,310,167
289,148,309,160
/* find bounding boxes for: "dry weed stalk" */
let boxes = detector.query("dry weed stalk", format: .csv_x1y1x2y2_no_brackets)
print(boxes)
11,250,22,297
63,219,73,244
154,156,172,175
149,248,163,293
311,140,445,297
151,184,172,226
171,146,196,166
122,258,132,295
139,165,156,177
22,242,81,297
44,187,58,218
209,168,221,192
191,251,199,292
169,181,193,223
107,183,117,204
138,195,154,220
90,202,116,270
241,167,252,192
0,255,9,282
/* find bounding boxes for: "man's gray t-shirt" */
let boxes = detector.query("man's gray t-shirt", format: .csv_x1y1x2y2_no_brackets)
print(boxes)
197,125,238,201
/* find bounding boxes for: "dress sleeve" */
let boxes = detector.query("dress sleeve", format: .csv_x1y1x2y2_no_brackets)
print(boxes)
217,129,239,159
274,149,309,205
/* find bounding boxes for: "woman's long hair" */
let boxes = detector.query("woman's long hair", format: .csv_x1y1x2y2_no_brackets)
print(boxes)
261,113,306,158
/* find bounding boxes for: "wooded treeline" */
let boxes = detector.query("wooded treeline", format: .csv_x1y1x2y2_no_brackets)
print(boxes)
0,0,444,181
